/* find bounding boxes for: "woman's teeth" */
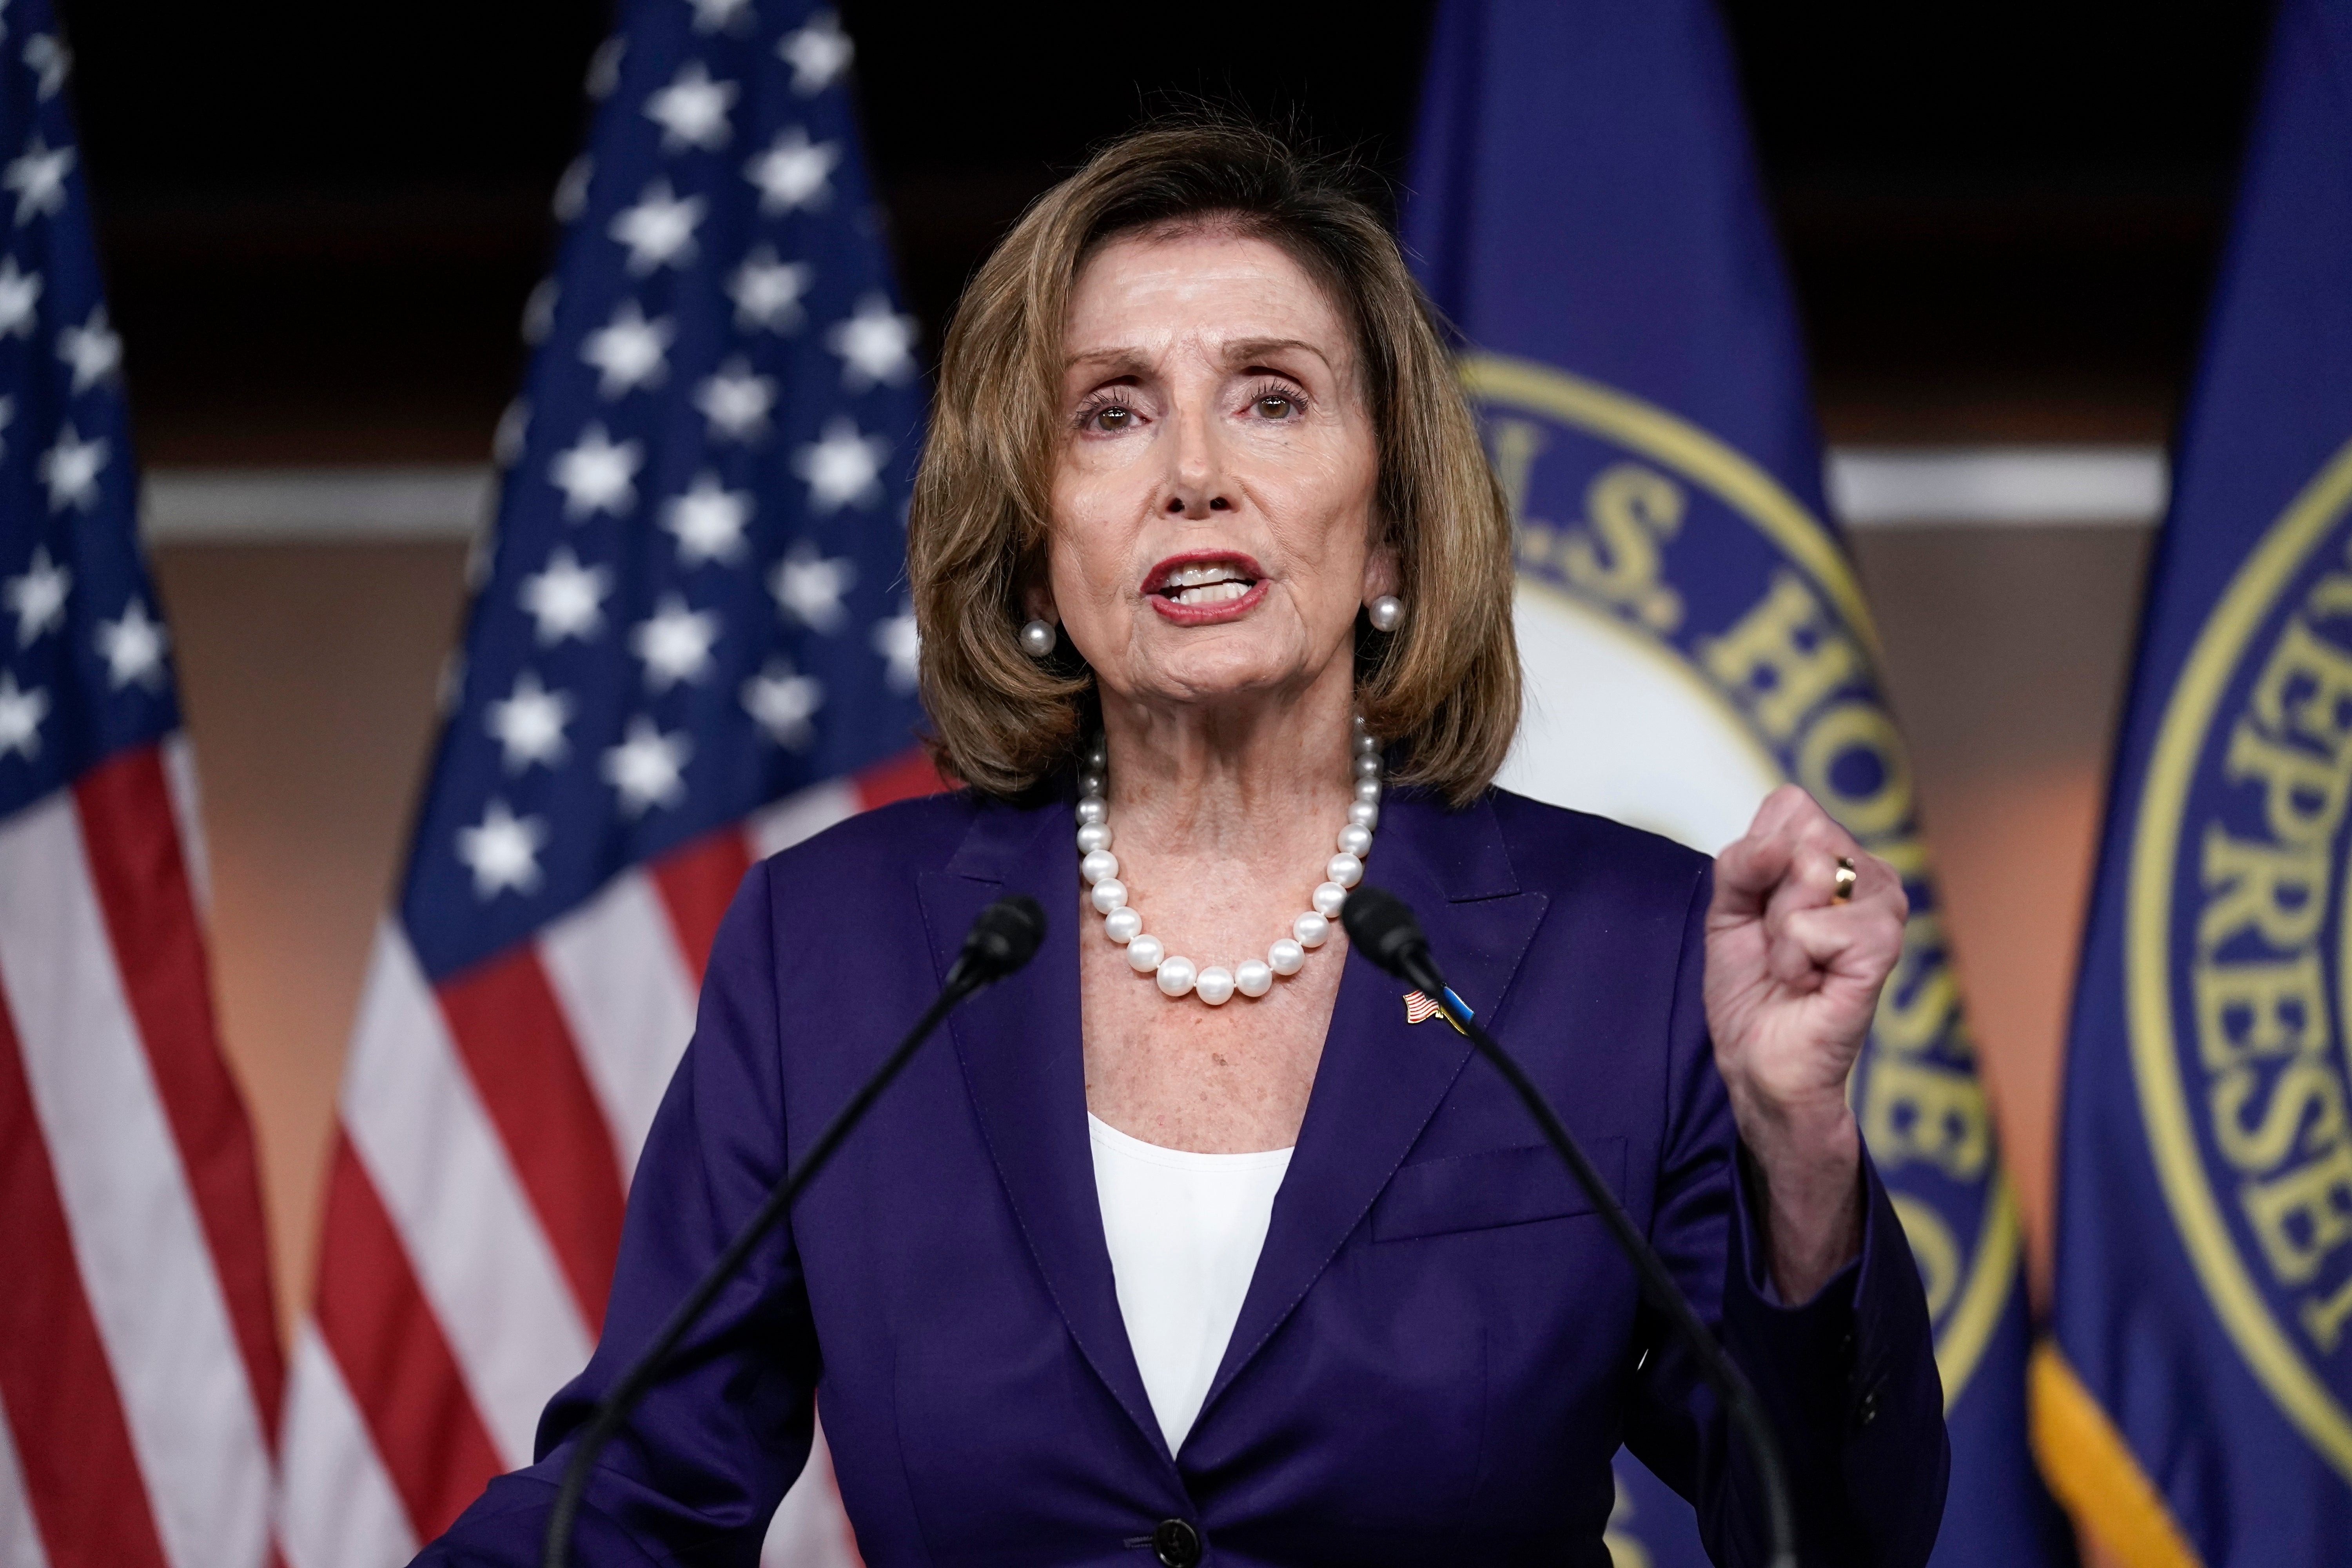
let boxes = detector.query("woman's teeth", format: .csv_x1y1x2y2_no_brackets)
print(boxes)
1165,563,1243,586
1158,563,1254,604
1171,579,1250,606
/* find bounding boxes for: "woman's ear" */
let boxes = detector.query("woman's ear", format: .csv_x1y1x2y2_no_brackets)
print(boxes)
1020,575,1057,624
1013,534,1059,624
1362,540,1401,603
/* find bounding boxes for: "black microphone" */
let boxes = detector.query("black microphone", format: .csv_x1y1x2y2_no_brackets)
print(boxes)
541,893,1047,1568
1341,885,1799,1568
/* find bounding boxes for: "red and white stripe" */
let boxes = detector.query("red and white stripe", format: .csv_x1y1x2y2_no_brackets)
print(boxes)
280,753,940,1568
0,739,282,1568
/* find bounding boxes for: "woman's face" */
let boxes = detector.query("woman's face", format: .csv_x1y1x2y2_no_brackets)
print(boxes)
1041,228,1391,716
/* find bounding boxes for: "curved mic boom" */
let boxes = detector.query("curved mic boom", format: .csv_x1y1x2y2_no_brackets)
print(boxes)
1340,884,1800,1568
541,893,1047,1568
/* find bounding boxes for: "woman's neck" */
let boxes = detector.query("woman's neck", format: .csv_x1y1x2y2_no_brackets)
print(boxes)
1097,662,1359,860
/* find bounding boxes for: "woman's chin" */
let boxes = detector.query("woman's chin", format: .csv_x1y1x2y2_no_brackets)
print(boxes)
1114,650,1335,713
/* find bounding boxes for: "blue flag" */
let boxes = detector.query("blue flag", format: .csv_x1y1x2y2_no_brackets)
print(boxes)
1403,4,2069,1563
2041,1,2352,1560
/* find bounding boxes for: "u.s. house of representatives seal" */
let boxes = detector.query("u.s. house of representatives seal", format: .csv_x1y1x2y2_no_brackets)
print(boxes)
1463,352,2019,1406
2128,437,2352,1479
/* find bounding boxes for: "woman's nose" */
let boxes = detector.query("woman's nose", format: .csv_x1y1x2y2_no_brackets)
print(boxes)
1161,405,1234,516
1162,487,1233,516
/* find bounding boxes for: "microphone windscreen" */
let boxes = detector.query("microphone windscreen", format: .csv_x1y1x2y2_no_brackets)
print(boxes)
962,894,1047,980
1339,884,1425,979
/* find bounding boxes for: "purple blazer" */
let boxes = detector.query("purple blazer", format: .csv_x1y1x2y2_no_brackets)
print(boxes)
419,786,1947,1566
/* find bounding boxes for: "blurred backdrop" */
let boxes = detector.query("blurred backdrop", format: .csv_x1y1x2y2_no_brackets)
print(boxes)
58,0,2270,1339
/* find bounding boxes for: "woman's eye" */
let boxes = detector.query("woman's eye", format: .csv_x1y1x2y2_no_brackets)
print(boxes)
1255,395,1294,419
1092,405,1131,430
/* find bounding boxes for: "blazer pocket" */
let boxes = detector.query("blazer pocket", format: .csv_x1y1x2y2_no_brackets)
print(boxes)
1370,1138,1628,1243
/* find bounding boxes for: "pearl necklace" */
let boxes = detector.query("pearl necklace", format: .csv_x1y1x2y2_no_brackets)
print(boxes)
1074,719,1384,1005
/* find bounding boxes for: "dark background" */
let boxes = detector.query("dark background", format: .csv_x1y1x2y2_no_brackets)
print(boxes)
60,0,2272,463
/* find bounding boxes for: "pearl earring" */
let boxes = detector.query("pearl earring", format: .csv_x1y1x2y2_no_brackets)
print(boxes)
1367,595,1405,632
1020,618,1058,658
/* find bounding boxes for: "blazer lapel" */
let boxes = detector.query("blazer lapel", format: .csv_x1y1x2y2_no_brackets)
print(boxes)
1192,791,1551,1437
915,795,1169,1461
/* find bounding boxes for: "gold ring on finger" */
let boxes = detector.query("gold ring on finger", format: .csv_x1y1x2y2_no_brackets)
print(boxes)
1832,856,1858,903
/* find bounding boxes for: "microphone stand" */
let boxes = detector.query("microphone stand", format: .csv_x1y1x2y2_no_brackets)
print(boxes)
540,895,1046,1568
1341,885,1800,1568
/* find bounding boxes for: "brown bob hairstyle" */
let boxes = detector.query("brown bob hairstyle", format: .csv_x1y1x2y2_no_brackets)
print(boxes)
906,117,1521,806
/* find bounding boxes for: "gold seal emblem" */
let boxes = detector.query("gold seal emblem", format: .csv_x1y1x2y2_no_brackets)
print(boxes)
1465,352,2021,1407
2125,435,2352,1479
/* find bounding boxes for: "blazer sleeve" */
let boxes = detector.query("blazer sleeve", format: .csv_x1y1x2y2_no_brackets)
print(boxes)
412,859,817,1567
1619,867,1949,1568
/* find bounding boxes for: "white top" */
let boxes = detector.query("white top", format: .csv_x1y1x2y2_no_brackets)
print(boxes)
1087,1113,1295,1453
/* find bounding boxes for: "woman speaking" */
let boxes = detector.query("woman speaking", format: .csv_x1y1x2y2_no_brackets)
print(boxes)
420,121,1946,1567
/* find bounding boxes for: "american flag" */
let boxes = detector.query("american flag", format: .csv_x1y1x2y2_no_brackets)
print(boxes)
0,4,285,1566
276,3,932,1563
1401,989,1470,1036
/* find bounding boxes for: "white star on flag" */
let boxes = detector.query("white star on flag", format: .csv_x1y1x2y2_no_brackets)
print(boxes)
695,359,777,442
780,10,855,94
485,671,575,772
496,402,534,470
3,135,71,223
0,670,49,760
691,0,754,31
38,423,105,511
0,257,40,339
25,34,69,100
494,398,531,468
456,799,548,898
792,416,889,512
581,299,673,398
826,293,917,390
729,246,813,332
519,546,613,644
743,658,824,749
554,154,594,222
603,715,692,815
873,601,919,692
770,541,856,632
744,126,838,214
630,593,721,690
644,61,737,151
661,474,753,565
550,423,643,518
96,599,168,690
522,278,559,344
585,36,627,100
58,305,119,392
438,651,468,714
609,179,706,274
4,546,70,646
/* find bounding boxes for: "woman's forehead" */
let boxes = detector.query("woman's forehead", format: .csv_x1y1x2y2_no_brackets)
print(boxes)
1063,230,1352,368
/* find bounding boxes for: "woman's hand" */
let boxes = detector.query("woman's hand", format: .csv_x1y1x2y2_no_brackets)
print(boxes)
1705,784,1907,1302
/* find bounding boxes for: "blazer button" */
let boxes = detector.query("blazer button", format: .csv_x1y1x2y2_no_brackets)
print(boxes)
1855,1374,1885,1430
1152,1518,1202,1568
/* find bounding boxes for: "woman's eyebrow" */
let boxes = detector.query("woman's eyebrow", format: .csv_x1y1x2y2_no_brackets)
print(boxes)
1063,346,1152,375
1221,336,1332,372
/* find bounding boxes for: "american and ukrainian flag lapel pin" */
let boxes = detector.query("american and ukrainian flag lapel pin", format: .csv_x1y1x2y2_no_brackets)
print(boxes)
1403,987,1473,1037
